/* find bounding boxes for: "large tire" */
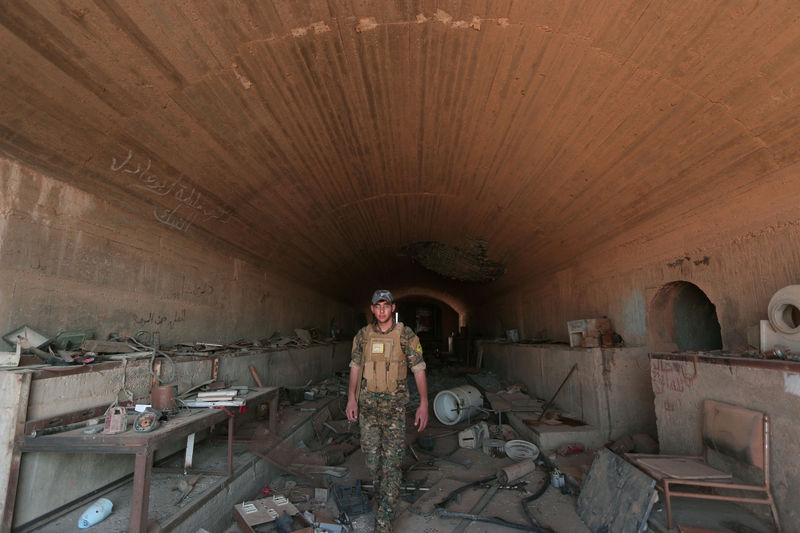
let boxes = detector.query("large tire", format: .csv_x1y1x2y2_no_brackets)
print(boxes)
767,285,800,334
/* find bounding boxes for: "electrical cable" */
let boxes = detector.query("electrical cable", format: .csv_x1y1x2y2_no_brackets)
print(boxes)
521,469,554,531
433,474,551,532
435,508,540,531
126,330,176,384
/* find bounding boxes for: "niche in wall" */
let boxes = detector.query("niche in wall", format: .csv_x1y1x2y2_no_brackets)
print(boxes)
648,281,723,352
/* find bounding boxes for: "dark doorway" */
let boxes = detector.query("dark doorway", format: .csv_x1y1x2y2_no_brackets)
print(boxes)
395,296,459,355
649,281,722,351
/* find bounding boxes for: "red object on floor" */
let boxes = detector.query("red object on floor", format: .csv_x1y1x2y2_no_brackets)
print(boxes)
558,443,584,455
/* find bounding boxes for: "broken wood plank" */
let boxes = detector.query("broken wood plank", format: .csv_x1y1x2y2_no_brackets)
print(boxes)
81,340,134,353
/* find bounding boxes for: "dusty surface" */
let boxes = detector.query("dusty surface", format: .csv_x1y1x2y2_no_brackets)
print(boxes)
26,392,779,533
226,411,592,533
648,354,800,529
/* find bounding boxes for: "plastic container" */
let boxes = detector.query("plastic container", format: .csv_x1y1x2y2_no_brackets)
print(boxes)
78,498,113,529
504,439,540,461
458,421,489,449
433,385,483,425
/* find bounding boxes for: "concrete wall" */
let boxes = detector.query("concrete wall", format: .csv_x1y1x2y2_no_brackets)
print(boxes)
0,155,356,347
12,342,351,528
473,216,800,352
649,355,800,528
479,342,656,443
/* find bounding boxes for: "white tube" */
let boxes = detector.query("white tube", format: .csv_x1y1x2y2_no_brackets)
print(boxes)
768,285,800,334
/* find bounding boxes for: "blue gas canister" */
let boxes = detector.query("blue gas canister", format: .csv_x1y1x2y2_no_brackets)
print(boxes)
78,498,113,529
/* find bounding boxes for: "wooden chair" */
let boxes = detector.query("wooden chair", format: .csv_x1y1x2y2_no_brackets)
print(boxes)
627,399,781,532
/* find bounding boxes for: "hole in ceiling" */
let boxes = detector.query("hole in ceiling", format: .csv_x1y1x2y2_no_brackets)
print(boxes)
402,239,506,282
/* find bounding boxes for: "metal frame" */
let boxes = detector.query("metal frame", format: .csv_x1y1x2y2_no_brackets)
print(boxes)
628,400,781,532
11,387,279,533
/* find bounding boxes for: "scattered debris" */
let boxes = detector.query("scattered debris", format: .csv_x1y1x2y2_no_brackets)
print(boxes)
0,342,21,367
233,495,305,532
557,443,585,456
498,458,536,483
133,408,161,432
567,318,617,348
173,475,202,505
2,325,50,349
331,480,370,517
80,340,133,353
412,445,471,469
103,406,128,434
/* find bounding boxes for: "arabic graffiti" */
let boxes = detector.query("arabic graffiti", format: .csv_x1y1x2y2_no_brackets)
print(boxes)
111,149,232,232
651,359,692,395
134,309,187,328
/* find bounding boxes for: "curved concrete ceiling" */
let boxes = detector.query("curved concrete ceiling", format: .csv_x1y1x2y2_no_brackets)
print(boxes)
2,2,799,306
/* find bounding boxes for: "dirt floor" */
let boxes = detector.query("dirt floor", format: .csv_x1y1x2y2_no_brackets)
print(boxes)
27,368,780,533
225,403,592,533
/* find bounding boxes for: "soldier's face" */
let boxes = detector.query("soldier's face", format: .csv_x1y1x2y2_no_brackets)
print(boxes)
371,301,395,325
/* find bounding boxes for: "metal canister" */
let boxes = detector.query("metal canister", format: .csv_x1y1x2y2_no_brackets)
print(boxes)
151,385,177,412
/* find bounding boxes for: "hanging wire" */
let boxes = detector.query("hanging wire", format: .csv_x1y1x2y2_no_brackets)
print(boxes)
126,330,176,384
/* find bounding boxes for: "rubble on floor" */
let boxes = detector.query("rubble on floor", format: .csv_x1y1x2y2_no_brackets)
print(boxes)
231,367,779,533
17,363,781,533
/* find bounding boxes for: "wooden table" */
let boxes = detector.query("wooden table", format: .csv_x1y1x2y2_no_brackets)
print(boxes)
16,386,279,533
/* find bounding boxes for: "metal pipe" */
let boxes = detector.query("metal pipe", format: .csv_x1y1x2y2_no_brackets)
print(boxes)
537,364,577,422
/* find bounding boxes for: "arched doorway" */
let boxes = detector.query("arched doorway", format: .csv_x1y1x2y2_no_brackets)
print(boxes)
394,296,459,355
648,281,722,352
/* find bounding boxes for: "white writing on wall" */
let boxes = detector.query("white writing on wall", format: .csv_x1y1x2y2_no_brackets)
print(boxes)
111,150,232,232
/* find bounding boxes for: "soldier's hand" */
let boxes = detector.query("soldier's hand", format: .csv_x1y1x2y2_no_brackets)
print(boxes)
415,404,429,432
346,397,358,421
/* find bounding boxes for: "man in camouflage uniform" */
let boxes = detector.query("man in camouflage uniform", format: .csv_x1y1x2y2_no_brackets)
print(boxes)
346,290,428,533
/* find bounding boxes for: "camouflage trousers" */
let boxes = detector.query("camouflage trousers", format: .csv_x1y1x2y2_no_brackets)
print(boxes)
359,392,406,533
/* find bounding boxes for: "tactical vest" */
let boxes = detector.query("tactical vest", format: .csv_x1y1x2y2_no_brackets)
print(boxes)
363,322,407,393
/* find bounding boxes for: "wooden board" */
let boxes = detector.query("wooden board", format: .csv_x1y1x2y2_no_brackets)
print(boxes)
634,457,731,480
577,449,657,533
0,371,32,533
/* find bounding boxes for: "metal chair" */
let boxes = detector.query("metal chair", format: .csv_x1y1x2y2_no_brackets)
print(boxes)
627,399,781,532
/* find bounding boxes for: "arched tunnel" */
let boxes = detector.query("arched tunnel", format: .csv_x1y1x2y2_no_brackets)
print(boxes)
1,2,799,531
